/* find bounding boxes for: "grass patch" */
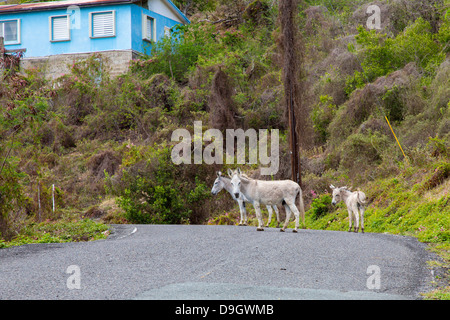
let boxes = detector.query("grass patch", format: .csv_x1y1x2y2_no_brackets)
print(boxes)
0,218,109,249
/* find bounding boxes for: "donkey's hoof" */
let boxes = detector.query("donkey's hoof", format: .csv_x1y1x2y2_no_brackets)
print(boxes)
256,227,264,231
293,229,298,233
280,228,285,232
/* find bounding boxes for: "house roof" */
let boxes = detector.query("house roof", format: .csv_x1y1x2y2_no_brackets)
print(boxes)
0,0,190,23
0,0,135,13
163,0,189,24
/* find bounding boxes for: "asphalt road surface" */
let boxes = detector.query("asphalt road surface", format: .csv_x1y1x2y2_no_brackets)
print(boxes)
0,224,437,300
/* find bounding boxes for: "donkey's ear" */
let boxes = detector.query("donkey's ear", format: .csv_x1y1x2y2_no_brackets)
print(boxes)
330,184,335,189
217,171,222,177
227,168,233,177
237,167,242,175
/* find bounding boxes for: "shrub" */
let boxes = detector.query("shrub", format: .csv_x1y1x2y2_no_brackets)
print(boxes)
346,18,445,95
115,145,212,225
422,161,450,191
311,95,337,143
309,194,333,220
131,24,219,83
339,131,391,181
382,85,404,122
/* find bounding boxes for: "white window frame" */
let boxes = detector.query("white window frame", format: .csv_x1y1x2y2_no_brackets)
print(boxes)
142,14,155,42
0,19,21,45
164,26,171,38
89,10,116,38
49,15,70,42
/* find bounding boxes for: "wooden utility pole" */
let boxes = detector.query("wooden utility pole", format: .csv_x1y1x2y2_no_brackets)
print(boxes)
279,0,302,187
288,88,300,186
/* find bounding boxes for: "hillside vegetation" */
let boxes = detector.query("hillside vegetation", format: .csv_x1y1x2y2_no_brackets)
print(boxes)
0,0,449,298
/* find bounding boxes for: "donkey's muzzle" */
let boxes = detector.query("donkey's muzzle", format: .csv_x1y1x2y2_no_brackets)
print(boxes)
331,201,336,206
234,193,240,199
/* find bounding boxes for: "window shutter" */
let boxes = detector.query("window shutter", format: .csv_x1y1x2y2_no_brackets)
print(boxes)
52,16,69,41
146,17,152,40
142,15,154,41
92,11,115,37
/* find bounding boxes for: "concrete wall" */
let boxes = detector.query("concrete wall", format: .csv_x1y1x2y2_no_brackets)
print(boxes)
20,49,139,79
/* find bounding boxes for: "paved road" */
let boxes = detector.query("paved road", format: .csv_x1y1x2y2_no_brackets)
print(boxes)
0,225,437,299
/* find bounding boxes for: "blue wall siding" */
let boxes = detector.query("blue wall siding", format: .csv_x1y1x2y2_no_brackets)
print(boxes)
0,3,183,58
130,5,182,55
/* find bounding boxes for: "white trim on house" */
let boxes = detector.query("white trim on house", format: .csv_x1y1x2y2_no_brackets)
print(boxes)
0,18,21,45
142,13,155,42
164,25,170,37
147,0,184,24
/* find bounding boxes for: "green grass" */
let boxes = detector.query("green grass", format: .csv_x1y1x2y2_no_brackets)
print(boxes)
0,218,109,249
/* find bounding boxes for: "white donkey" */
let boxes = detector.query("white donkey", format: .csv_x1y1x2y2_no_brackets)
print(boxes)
229,168,305,232
330,185,367,233
211,171,281,227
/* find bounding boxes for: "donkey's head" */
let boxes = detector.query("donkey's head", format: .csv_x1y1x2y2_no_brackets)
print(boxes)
228,168,242,199
330,184,348,205
211,171,226,195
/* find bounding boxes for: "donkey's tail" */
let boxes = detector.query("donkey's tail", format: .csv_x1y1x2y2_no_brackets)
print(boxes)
357,191,367,206
296,188,306,225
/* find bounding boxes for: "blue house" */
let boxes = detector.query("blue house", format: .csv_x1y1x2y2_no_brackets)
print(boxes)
0,0,190,77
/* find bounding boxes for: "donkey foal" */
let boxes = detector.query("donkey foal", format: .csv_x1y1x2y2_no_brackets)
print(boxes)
330,185,367,233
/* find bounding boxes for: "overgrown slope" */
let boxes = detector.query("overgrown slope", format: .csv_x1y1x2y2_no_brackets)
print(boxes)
0,0,449,297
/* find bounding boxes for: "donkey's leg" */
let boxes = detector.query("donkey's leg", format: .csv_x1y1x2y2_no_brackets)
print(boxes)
347,209,353,232
280,204,291,232
360,206,365,233
237,199,246,226
253,202,264,231
286,201,301,233
265,205,273,227
352,205,360,233
242,201,248,225
273,205,280,228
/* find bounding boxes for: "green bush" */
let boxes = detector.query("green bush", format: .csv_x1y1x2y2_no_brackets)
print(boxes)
131,24,219,83
116,145,211,225
346,18,445,95
309,194,333,220
382,85,404,122
311,95,337,142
